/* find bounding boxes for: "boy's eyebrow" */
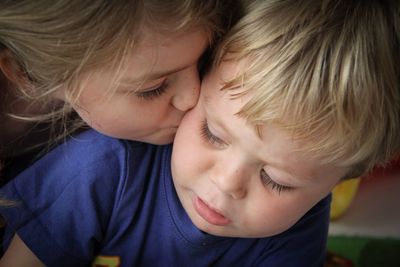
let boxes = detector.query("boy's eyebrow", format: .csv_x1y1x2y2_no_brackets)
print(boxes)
267,158,317,185
203,98,232,135
221,84,242,92
203,95,211,104
225,86,262,139
254,125,264,140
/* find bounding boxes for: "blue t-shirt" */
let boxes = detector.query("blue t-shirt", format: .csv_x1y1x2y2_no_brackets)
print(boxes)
0,130,330,267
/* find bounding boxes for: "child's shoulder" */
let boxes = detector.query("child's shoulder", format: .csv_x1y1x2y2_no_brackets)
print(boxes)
52,129,149,166
0,129,162,222
26,129,168,187
62,129,133,154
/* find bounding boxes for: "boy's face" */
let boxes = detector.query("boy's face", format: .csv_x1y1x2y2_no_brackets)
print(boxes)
64,28,208,144
172,58,349,238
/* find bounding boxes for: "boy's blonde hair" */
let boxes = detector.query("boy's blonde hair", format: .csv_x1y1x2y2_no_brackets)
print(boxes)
0,0,234,151
218,0,400,176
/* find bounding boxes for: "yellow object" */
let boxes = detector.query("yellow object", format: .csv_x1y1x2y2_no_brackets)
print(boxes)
330,178,361,220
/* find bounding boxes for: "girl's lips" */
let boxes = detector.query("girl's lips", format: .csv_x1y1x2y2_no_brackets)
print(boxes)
193,196,231,226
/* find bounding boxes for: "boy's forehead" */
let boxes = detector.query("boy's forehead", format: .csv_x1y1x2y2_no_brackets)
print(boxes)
217,55,248,80
201,89,261,148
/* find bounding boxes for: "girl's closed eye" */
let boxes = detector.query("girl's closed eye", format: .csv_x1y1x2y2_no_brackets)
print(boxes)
134,79,168,101
200,120,226,148
260,169,292,194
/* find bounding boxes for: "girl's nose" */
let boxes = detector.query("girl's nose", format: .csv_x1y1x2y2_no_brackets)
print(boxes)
171,85,199,112
171,68,200,112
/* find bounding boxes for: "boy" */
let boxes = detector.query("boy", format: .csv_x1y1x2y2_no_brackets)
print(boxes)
1,0,399,266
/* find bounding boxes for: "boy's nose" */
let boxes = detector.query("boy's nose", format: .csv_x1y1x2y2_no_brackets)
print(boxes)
213,168,248,200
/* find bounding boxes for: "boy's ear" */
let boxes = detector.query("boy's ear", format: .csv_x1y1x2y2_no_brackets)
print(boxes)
0,49,27,87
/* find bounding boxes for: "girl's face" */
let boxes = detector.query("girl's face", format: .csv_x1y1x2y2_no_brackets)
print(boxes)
65,28,208,144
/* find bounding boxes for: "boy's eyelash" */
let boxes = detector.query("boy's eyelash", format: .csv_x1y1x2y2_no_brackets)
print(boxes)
135,81,168,101
260,169,292,194
201,120,291,194
200,120,225,146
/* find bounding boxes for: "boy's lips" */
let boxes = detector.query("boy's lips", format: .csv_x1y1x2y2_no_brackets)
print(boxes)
193,196,231,226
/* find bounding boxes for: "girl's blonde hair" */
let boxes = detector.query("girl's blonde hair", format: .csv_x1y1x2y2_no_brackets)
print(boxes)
0,0,235,152
218,0,400,175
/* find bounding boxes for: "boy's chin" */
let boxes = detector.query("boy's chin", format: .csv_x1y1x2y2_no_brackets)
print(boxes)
190,216,295,239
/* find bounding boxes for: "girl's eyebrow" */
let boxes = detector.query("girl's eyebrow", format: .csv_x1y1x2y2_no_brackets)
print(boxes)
121,65,188,85
143,65,188,80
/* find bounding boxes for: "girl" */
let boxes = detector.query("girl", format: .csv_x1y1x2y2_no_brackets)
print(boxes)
0,0,238,180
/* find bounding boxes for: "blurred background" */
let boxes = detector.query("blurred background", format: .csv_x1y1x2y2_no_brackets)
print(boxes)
326,158,400,267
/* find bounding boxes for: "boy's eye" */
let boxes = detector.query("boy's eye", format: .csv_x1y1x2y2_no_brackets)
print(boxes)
260,169,292,194
134,80,168,101
200,120,226,148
